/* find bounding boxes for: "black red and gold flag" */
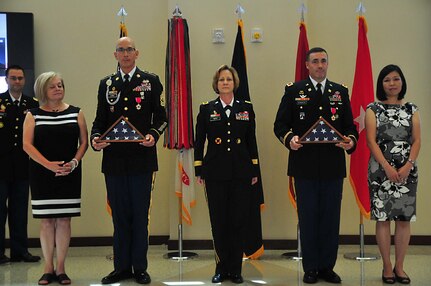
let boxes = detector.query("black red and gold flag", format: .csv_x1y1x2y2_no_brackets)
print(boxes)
231,18,264,260
165,15,195,224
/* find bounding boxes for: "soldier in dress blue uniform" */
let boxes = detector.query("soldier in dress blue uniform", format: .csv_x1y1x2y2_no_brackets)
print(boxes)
91,37,167,285
274,48,358,284
0,65,40,264
194,65,259,284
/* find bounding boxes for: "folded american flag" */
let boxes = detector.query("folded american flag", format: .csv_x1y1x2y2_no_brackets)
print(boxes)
97,116,145,142
299,117,347,143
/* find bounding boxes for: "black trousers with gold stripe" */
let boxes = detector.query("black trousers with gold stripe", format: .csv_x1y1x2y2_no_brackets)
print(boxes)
205,178,251,276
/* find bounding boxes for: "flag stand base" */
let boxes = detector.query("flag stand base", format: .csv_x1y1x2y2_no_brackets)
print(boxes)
164,223,198,260
343,219,380,261
282,224,302,260
282,251,302,261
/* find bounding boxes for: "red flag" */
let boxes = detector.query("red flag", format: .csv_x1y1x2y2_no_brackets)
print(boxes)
294,21,309,82
165,16,195,224
164,17,193,149
349,16,374,219
288,21,310,210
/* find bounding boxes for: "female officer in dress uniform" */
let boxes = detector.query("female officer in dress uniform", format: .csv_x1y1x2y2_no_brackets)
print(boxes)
194,65,259,284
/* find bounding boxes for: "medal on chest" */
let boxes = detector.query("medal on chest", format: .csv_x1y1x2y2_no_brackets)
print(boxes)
135,97,142,110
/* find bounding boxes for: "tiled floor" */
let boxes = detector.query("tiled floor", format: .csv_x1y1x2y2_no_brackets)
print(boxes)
1,245,430,285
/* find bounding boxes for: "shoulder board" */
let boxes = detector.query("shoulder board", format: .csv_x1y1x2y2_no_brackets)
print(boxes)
244,100,252,104
201,101,209,105
341,83,348,88
143,70,158,77
286,82,294,87
102,73,116,81
33,97,39,102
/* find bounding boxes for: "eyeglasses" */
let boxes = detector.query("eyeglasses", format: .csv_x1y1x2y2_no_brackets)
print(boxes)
8,76,24,81
116,47,136,53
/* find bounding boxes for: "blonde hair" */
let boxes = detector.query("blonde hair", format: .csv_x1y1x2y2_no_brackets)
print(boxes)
34,71,64,104
212,65,240,94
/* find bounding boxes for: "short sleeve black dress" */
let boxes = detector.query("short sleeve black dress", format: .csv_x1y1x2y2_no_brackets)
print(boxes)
29,105,82,219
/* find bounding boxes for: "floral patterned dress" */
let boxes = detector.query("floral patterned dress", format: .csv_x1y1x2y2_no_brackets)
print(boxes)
367,102,418,222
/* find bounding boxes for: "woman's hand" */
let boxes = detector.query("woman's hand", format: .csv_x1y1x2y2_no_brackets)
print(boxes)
44,161,68,176
383,162,401,183
397,163,412,184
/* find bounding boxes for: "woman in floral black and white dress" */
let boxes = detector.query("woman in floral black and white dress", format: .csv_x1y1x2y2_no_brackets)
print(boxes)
365,64,421,284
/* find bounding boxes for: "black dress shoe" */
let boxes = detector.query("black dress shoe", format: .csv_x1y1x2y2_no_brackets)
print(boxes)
211,273,228,283
318,269,341,284
101,270,133,284
303,270,318,284
134,270,151,284
230,274,244,284
10,252,41,262
0,254,10,264
393,268,411,284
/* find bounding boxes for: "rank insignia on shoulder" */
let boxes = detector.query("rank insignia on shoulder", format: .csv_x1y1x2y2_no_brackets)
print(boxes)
245,100,252,104
201,101,209,105
286,82,294,87
342,83,348,88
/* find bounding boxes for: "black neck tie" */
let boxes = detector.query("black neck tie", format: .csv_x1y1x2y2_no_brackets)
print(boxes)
124,74,130,82
122,74,130,91
13,100,19,107
316,83,323,96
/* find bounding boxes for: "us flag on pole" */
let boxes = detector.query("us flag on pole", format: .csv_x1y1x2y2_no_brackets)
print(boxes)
299,117,348,143
97,116,145,142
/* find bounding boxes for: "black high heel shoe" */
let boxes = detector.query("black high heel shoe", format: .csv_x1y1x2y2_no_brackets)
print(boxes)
393,268,411,284
381,270,396,284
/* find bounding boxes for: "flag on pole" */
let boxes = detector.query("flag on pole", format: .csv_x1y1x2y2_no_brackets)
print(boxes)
231,17,264,260
294,21,309,82
289,17,310,210
165,12,195,225
175,149,196,225
349,15,374,219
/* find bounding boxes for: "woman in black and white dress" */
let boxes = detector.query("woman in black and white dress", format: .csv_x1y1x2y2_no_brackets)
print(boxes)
23,72,88,285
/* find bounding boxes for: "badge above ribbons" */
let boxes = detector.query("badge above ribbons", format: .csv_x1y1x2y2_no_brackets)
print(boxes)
95,116,147,143
299,117,349,144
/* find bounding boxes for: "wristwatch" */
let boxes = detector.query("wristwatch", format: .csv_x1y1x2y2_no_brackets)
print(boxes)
408,158,416,166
